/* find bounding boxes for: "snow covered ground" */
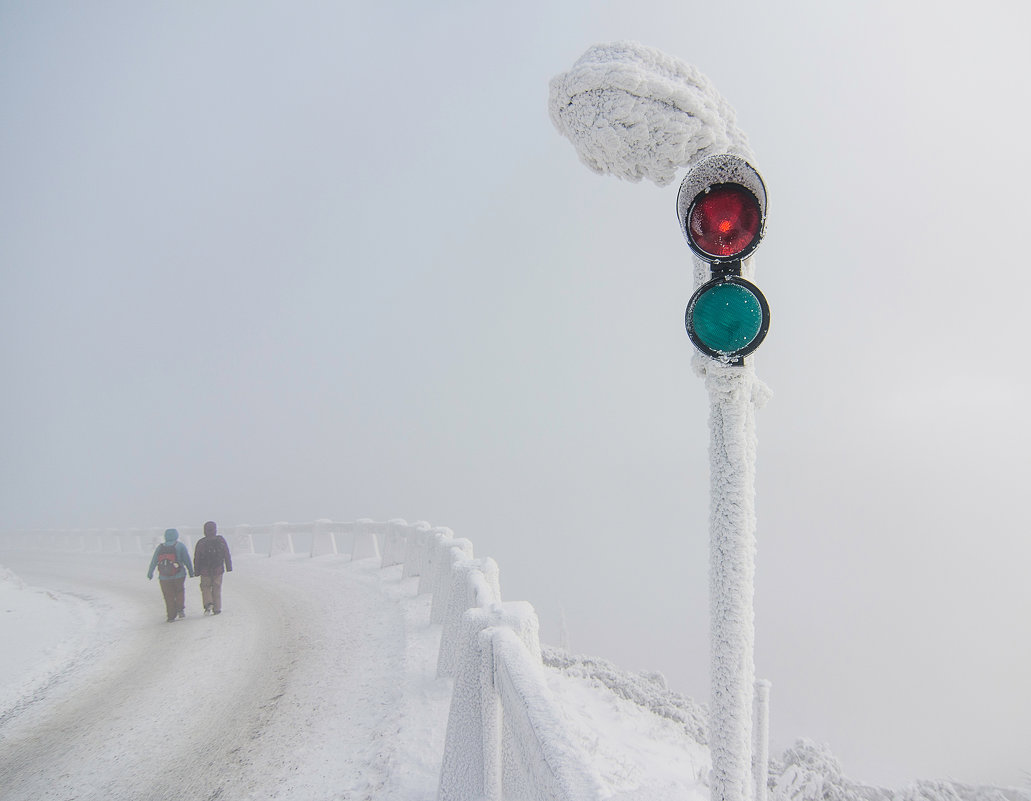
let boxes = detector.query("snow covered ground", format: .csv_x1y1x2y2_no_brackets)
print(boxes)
0,548,711,801
3,544,1028,801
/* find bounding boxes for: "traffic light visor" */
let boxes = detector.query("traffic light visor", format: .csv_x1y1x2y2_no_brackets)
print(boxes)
678,154,767,264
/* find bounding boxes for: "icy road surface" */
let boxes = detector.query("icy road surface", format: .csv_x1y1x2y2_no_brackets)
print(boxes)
0,550,450,801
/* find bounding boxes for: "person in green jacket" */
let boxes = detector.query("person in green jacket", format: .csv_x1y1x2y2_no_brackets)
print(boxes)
147,528,195,622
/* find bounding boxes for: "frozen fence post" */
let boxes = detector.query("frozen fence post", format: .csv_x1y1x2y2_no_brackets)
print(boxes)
310,518,337,557
142,528,161,551
380,518,409,567
438,557,502,678
480,628,503,801
438,601,541,801
438,605,505,801
402,521,433,579
754,679,772,801
232,524,256,555
491,626,604,801
179,527,199,551
123,530,144,554
430,538,475,625
269,521,294,557
100,529,119,553
418,527,454,596
352,518,381,561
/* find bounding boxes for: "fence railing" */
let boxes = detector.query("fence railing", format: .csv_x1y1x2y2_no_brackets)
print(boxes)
0,520,605,801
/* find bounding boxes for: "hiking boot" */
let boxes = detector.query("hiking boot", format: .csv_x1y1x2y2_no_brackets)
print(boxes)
212,610,221,615
204,603,213,615
177,610,185,620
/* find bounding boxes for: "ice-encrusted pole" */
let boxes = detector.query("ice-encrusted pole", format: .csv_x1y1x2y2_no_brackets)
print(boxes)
701,356,768,801
550,41,769,801
754,679,772,801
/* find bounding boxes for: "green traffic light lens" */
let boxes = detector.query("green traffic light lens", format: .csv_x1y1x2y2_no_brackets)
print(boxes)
687,279,769,358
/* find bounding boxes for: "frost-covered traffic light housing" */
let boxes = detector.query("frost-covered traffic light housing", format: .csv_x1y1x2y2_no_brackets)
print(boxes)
678,154,769,364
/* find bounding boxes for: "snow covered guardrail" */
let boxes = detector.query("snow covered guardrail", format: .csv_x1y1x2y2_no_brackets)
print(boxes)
0,520,605,801
400,523,605,801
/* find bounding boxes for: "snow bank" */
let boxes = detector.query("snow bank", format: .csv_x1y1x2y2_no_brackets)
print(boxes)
548,41,753,186
542,648,711,800
0,563,98,717
771,740,1030,801
543,646,708,745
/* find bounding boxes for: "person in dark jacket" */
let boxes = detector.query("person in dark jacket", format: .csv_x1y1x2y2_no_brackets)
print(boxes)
193,520,233,615
147,528,195,622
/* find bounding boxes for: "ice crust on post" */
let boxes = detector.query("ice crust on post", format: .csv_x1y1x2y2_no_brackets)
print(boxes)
706,360,766,801
548,41,753,186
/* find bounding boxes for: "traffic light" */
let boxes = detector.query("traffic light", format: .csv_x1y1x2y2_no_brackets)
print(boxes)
678,154,770,363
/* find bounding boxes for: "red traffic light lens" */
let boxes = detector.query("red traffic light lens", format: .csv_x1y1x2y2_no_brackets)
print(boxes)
688,184,762,259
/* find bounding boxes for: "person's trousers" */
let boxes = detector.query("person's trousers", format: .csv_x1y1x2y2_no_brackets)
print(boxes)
159,576,186,621
199,573,224,613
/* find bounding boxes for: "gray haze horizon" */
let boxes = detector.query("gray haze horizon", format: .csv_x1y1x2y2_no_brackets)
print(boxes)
2,0,1029,790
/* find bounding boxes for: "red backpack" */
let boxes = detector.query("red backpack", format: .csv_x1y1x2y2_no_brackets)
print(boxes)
156,543,180,577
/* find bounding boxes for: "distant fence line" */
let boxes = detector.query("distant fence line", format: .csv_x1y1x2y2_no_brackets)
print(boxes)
0,520,604,801
0,520,382,560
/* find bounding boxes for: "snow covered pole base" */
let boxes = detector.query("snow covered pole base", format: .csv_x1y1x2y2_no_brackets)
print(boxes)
754,679,772,801
699,357,770,801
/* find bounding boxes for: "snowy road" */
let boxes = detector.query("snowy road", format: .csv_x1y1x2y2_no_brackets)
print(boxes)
1,544,717,801
0,550,448,801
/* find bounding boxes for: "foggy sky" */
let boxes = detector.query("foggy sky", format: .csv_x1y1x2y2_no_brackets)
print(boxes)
1,0,1029,789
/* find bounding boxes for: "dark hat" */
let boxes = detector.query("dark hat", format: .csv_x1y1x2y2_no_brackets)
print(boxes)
203,521,217,536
